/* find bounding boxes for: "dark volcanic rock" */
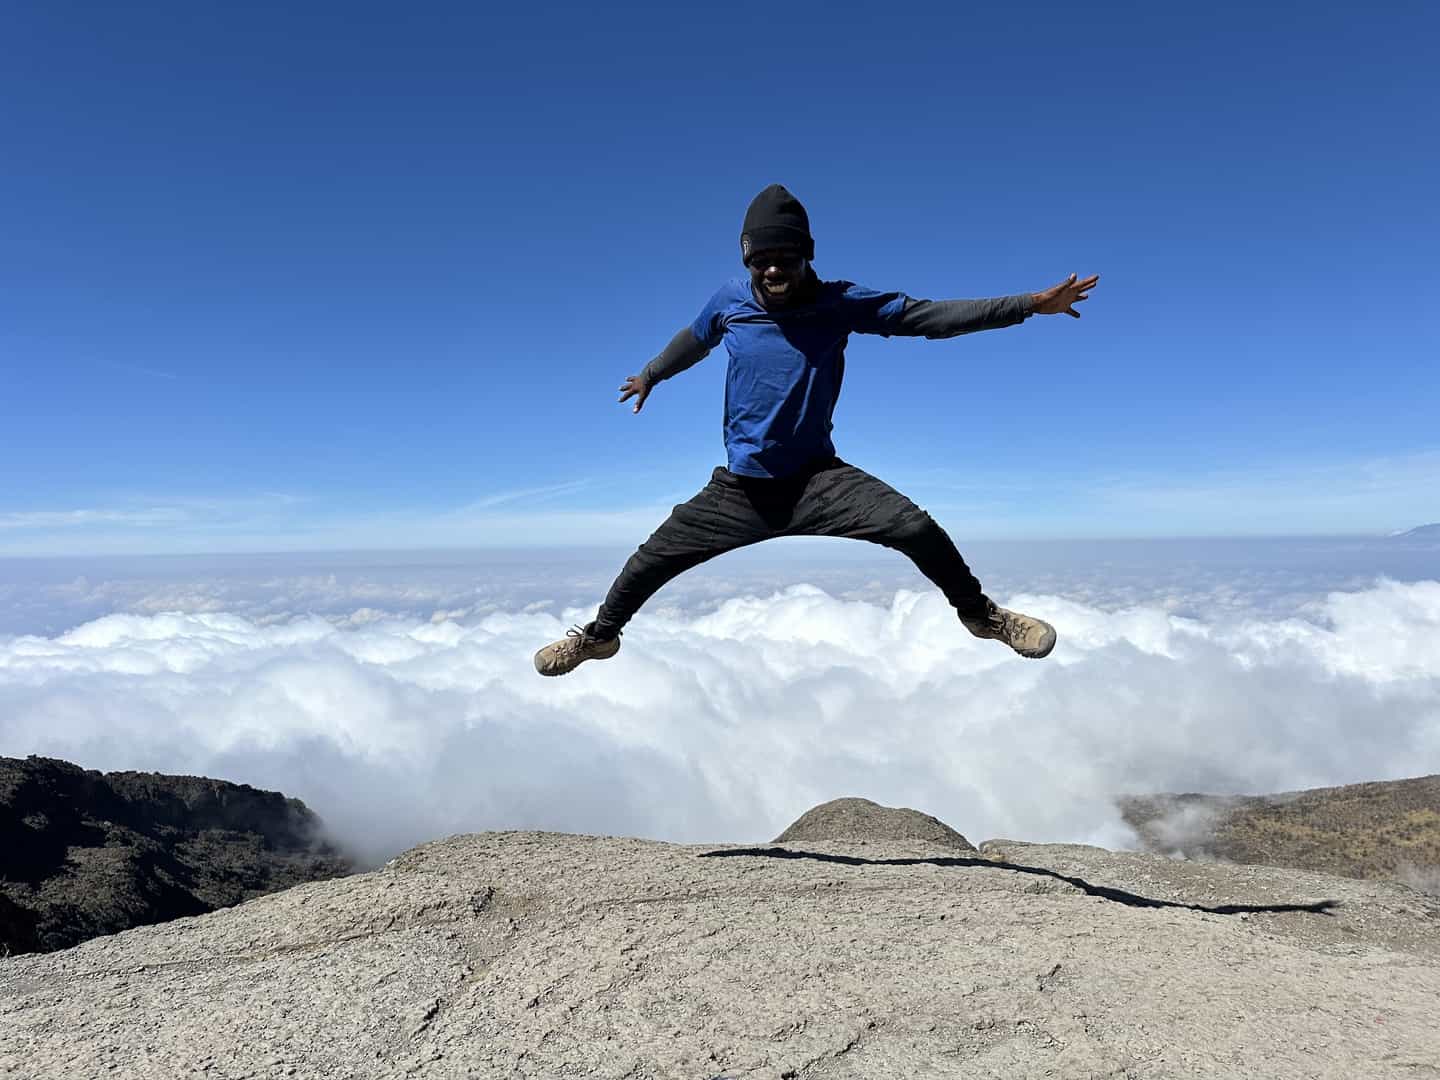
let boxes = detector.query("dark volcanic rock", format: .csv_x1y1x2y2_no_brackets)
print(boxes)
773,796,976,851
0,893,39,957
0,756,353,956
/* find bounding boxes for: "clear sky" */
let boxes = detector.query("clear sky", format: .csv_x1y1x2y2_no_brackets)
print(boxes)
3,0,1437,555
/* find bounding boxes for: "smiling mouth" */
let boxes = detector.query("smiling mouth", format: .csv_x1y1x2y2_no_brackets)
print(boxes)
763,281,791,294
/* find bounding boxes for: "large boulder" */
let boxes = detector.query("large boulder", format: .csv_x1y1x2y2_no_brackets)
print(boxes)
773,796,977,852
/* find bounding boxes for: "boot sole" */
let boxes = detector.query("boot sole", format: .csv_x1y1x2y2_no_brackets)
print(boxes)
1015,622,1057,659
533,640,621,676
963,613,1057,659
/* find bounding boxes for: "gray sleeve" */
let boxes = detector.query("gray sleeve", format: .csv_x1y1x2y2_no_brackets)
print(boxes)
639,327,713,385
892,293,1034,339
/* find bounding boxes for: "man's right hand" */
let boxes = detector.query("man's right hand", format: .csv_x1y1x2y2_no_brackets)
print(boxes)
1031,272,1100,318
618,375,651,413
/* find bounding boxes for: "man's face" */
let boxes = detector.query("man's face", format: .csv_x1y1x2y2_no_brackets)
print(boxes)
746,247,809,305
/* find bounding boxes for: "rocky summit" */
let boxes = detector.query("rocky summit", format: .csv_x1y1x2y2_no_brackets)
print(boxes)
2,799,1438,1079
0,755,352,956
773,796,977,851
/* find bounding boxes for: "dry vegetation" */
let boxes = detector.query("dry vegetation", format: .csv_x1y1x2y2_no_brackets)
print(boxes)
1119,775,1440,894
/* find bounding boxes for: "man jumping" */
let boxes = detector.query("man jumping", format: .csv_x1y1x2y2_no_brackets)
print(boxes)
535,184,1098,676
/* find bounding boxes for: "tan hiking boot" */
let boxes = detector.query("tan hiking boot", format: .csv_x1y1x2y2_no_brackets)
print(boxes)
961,598,1057,659
533,622,621,676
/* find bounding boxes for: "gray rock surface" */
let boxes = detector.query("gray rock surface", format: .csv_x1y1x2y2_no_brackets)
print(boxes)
773,796,976,852
3,827,1439,1079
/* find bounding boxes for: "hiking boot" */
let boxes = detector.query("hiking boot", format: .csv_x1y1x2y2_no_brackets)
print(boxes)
533,622,621,676
960,598,1056,659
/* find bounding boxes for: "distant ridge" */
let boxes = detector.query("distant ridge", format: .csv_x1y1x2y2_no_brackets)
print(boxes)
1387,522,1440,540
1119,774,1440,890
0,756,352,956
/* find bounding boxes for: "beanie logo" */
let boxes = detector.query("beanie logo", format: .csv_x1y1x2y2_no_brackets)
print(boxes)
741,235,752,257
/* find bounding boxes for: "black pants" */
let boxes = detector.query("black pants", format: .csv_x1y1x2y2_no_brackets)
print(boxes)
591,455,987,638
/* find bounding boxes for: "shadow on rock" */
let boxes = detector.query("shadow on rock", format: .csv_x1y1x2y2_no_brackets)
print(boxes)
699,845,1340,917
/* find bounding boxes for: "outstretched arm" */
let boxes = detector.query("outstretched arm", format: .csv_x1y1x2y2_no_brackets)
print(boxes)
618,327,713,414
895,272,1100,339
895,294,1033,339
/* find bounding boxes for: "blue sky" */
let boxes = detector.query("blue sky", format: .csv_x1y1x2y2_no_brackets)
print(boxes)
3,0,1437,555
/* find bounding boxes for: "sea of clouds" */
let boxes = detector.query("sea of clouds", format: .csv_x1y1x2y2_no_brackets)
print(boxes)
1,537,1437,867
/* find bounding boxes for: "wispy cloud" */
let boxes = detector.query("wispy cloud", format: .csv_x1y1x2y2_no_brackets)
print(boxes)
457,479,595,512
904,448,1440,536
0,496,678,556
5,446,1436,557
124,492,311,514
1087,450,1440,532
0,492,308,543
0,508,191,530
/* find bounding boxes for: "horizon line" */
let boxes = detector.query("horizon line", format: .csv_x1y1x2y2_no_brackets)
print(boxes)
1,530,1433,563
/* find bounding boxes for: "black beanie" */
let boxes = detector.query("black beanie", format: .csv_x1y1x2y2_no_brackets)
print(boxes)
740,184,814,263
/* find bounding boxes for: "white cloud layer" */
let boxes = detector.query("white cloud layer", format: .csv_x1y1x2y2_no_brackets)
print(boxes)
3,577,1438,869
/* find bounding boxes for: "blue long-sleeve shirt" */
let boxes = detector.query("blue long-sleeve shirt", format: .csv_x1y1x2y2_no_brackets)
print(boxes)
639,274,1033,478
